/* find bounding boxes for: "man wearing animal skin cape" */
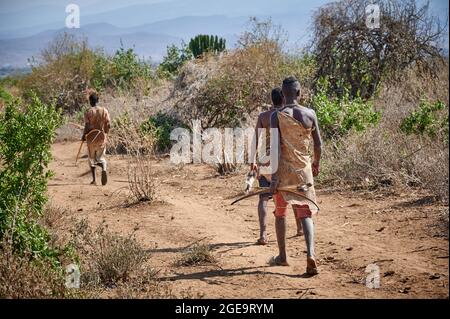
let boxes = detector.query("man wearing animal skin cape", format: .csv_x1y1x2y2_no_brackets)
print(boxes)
269,76,322,275
251,87,304,245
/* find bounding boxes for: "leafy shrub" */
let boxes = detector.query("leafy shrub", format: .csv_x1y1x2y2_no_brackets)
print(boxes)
141,111,185,152
400,100,448,140
107,47,153,91
312,78,381,139
19,33,101,114
0,92,64,264
19,33,156,113
158,44,192,77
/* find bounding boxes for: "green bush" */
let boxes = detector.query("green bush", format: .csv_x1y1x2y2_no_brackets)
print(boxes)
312,78,381,139
400,100,448,140
108,47,153,90
158,44,192,77
0,91,63,264
141,112,185,152
19,34,99,113
19,34,156,113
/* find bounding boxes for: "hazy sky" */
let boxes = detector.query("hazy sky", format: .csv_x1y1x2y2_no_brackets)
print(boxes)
0,0,447,30
0,0,447,66
1,0,447,19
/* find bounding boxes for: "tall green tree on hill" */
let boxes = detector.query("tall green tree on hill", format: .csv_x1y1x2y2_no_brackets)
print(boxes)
188,34,226,58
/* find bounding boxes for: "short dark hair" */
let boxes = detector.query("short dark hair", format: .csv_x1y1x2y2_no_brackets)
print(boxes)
282,76,300,89
89,92,99,106
271,87,283,106
282,76,300,98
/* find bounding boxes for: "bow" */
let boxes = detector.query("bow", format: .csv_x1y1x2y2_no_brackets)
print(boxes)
230,186,320,211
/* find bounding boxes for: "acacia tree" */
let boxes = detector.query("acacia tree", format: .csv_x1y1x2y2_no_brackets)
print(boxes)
311,0,446,99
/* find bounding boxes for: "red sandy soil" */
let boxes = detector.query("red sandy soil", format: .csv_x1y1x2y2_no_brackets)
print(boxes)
48,141,449,298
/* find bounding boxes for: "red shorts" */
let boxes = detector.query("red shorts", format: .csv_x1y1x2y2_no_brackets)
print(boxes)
273,192,312,219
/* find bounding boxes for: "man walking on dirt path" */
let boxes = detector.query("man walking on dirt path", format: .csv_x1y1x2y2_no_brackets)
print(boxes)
269,76,322,275
82,90,111,186
251,87,303,245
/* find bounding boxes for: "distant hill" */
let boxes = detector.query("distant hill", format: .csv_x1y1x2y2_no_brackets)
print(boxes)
0,14,254,67
0,0,447,67
0,0,322,39
0,25,182,67
125,15,247,40
0,12,310,67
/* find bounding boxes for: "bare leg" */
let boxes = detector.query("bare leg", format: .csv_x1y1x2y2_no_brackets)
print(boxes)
257,195,269,244
294,210,303,236
90,166,96,185
101,161,107,186
301,217,318,275
274,216,288,265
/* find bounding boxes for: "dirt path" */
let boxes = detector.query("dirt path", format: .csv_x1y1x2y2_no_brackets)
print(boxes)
48,141,448,298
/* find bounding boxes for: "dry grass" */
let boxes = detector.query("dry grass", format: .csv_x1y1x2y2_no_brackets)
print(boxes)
66,218,183,298
321,130,447,192
40,203,67,230
127,155,157,203
177,243,217,266
0,242,67,298
69,219,149,288
319,66,449,203
114,268,173,299
174,42,315,130
55,122,83,143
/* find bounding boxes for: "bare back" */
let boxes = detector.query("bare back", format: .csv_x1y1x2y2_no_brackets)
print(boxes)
256,108,275,130
280,105,315,129
84,106,111,134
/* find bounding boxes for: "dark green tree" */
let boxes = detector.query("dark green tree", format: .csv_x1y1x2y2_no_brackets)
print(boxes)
158,43,192,76
188,34,226,58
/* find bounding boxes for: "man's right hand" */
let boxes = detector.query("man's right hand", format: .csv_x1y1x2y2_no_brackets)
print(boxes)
312,162,320,177
250,163,259,178
270,176,279,195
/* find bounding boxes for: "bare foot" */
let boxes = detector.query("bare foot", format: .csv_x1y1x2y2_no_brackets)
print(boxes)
296,230,304,237
306,256,318,275
256,238,268,245
270,255,289,266
90,180,96,185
